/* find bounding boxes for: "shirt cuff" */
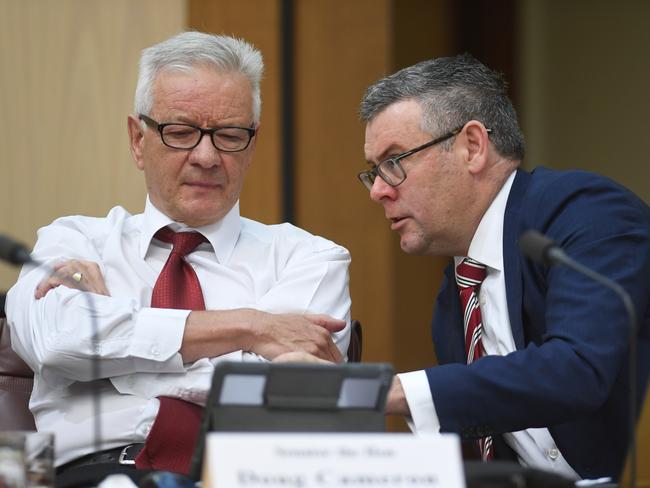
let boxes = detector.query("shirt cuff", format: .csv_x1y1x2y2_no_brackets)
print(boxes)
130,307,189,362
398,370,441,434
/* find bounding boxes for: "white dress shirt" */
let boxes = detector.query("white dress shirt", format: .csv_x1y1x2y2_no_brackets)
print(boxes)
398,171,580,479
6,197,351,465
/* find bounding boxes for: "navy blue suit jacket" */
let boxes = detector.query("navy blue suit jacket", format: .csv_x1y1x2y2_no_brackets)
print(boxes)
427,167,650,479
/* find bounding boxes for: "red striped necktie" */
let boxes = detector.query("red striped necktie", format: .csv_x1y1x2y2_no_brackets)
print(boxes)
135,227,207,474
455,257,493,461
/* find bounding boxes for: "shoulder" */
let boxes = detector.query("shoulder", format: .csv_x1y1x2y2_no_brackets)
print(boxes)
239,217,350,260
521,167,649,233
527,167,643,206
35,206,138,250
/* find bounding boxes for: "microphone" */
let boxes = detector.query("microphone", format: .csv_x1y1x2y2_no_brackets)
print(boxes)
0,233,103,456
0,234,32,265
519,230,638,488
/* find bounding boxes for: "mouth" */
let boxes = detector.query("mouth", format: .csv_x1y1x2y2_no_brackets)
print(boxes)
184,181,221,190
389,216,408,230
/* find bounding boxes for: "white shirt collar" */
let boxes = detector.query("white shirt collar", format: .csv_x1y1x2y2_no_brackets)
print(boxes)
139,195,242,263
455,170,516,272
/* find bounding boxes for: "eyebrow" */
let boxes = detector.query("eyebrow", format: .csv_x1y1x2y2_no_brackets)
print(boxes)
159,114,195,125
365,144,404,166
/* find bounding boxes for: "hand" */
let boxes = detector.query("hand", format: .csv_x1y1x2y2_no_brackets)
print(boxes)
385,376,411,416
181,310,346,363
35,259,110,299
250,312,346,363
273,351,333,364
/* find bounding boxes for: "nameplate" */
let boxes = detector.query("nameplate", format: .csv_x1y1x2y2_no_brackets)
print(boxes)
202,433,464,488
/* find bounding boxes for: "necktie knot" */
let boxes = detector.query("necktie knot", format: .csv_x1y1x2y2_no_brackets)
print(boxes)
150,226,207,311
155,227,207,257
455,257,487,289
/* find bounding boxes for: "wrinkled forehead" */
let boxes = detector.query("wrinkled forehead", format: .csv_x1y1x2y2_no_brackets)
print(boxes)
152,64,250,94
364,100,426,161
150,67,253,118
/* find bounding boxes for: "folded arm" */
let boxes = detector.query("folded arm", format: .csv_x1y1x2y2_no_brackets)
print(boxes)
7,218,351,386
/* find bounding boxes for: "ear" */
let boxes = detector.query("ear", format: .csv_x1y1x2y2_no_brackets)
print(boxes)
127,115,146,171
462,120,490,175
249,122,260,153
243,122,260,170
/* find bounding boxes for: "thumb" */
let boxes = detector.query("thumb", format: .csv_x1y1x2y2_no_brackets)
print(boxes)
306,314,346,332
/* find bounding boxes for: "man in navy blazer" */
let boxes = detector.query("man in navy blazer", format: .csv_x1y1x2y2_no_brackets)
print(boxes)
356,54,650,480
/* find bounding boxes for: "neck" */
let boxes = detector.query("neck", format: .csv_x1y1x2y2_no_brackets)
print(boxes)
457,158,518,256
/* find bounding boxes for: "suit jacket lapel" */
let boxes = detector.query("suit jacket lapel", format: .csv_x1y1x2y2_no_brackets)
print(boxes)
503,169,531,350
433,264,467,364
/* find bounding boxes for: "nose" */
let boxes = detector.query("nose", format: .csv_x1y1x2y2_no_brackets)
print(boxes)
369,175,397,203
189,133,221,168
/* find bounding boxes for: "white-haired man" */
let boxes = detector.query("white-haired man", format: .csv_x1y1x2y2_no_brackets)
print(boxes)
6,32,351,483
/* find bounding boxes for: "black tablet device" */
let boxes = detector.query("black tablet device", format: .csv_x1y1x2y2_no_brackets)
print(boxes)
189,361,394,479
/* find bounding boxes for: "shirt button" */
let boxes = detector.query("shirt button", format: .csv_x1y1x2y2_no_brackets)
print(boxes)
548,448,559,460
150,346,159,356
480,296,487,306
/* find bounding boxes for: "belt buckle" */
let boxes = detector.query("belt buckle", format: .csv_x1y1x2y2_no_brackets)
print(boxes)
118,444,137,465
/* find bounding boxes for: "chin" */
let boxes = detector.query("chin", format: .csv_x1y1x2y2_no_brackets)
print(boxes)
399,237,424,255
400,228,439,255
175,207,223,227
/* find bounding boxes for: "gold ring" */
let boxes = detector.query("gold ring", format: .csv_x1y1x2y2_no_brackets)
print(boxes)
72,272,83,283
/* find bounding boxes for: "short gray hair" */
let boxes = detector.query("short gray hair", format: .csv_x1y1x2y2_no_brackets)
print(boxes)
134,31,264,123
360,54,525,161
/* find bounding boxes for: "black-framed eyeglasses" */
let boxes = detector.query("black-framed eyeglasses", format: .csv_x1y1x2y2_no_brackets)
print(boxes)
139,114,256,152
357,125,491,191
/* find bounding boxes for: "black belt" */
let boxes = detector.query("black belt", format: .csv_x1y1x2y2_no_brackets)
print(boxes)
57,443,145,474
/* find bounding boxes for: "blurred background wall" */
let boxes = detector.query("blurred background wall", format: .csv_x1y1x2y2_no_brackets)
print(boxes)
1,0,648,432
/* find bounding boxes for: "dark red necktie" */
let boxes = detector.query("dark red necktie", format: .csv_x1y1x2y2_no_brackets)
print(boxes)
135,227,207,474
455,257,493,461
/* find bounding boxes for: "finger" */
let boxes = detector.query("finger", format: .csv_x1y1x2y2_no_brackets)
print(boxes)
311,330,342,363
273,351,330,364
85,263,110,296
306,314,346,332
34,276,68,299
51,263,78,286
327,339,343,363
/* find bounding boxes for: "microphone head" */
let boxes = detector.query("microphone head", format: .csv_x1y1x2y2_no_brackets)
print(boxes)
0,234,33,265
519,229,556,265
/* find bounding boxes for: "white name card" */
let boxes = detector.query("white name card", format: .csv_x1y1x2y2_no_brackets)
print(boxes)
202,433,465,488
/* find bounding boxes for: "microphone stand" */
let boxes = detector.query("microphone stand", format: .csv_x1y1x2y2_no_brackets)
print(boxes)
1,238,103,456
521,230,638,488
549,250,637,488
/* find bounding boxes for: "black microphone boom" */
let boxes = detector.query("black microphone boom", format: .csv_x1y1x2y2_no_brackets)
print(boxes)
519,229,638,488
0,234,32,265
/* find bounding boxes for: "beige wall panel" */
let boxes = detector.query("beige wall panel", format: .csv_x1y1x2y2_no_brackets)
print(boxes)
0,0,186,289
519,0,650,203
188,0,282,225
293,0,396,363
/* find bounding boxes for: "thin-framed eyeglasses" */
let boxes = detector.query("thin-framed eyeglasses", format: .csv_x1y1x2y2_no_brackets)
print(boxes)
139,114,256,152
357,125,491,191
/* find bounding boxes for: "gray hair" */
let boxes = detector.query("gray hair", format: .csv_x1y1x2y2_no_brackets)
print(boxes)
360,54,525,161
134,31,264,123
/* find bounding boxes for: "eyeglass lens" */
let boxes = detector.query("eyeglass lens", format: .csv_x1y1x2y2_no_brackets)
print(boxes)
161,125,251,151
